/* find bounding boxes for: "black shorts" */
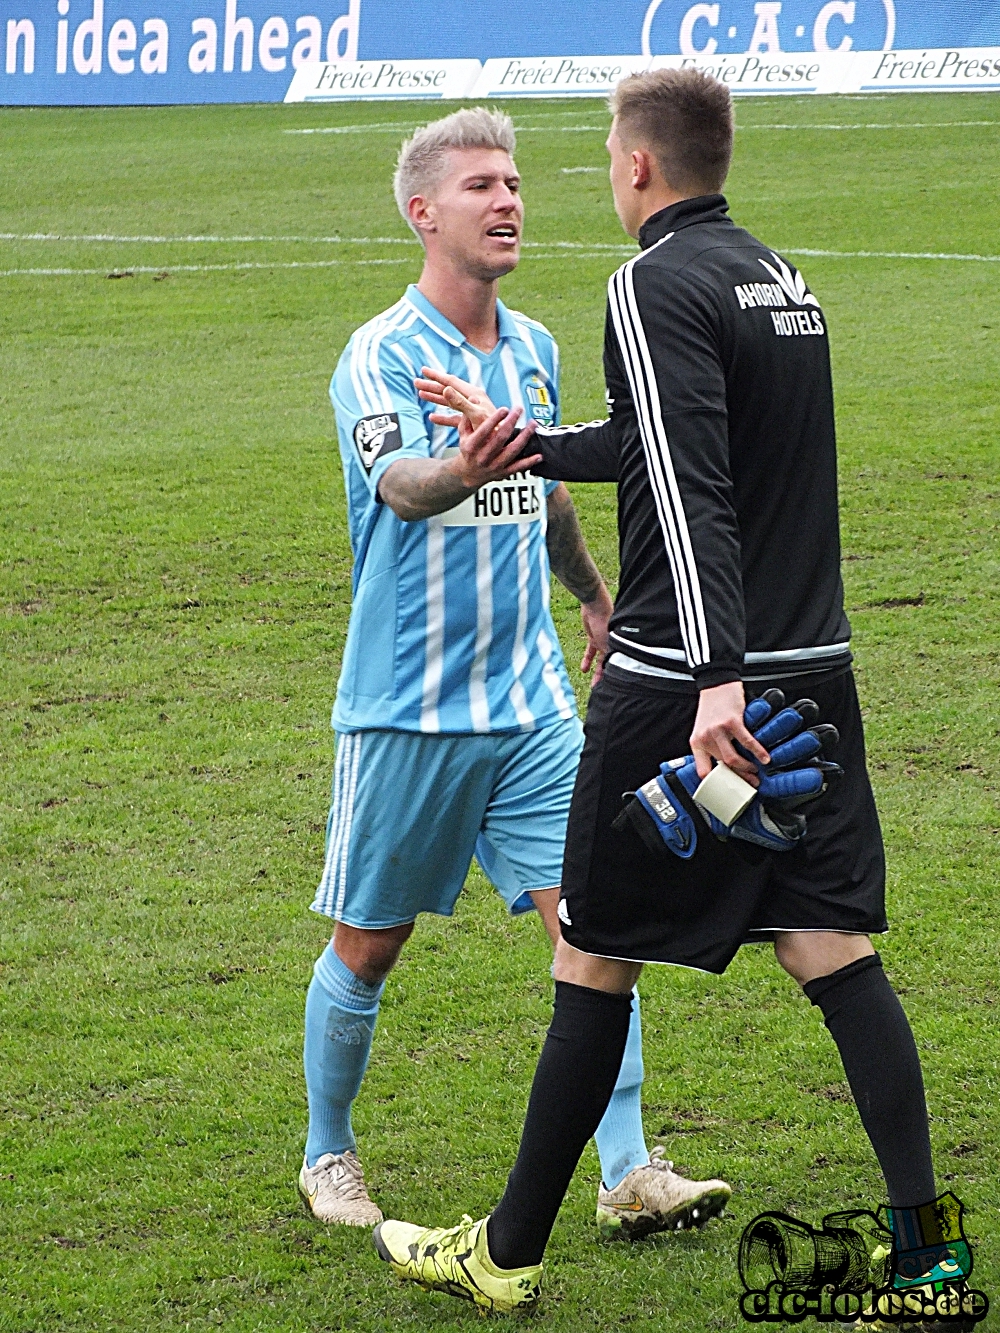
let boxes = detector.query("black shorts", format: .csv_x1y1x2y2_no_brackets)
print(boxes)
558,666,887,974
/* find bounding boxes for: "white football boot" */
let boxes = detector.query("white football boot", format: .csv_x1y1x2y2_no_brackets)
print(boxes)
596,1146,731,1239
298,1151,383,1226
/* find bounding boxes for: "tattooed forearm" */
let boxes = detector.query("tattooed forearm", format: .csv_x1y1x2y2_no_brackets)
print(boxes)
545,483,607,605
377,458,475,521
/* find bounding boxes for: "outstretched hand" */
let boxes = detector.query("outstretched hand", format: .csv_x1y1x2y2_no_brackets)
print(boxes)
415,367,497,438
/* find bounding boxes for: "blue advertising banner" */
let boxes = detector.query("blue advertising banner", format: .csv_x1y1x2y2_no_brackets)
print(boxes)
2,0,1000,103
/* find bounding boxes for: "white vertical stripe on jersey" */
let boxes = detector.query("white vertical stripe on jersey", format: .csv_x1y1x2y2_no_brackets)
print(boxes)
510,316,550,388
469,525,494,732
621,255,710,664
412,333,451,456
536,627,574,720
461,346,485,388
508,522,536,729
420,522,446,733
499,343,528,425
460,347,493,730
334,732,362,919
499,335,535,722
538,502,551,611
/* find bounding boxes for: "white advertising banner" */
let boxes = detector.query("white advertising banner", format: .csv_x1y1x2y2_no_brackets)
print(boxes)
850,47,1000,92
284,48,1000,104
648,48,1000,95
650,50,855,94
284,58,482,102
471,55,651,99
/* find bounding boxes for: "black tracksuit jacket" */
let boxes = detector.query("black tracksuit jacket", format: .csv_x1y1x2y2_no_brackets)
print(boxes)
533,194,852,691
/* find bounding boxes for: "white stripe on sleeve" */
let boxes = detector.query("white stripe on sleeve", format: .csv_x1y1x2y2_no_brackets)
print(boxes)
367,308,417,414
607,249,711,667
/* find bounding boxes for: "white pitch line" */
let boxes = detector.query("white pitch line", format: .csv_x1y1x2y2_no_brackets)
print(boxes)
283,118,997,137
784,247,1000,262
0,251,635,278
561,166,605,174
284,122,610,135
4,247,996,279
737,119,999,130
284,121,423,134
0,232,632,251
0,258,414,277
0,231,417,245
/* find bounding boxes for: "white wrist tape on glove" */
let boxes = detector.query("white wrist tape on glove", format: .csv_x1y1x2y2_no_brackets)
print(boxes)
693,764,758,828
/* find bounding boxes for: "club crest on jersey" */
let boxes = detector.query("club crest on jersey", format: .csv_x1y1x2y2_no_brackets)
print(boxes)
354,413,402,472
525,376,555,427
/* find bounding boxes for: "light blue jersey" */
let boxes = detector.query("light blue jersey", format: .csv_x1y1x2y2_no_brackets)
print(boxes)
330,284,576,735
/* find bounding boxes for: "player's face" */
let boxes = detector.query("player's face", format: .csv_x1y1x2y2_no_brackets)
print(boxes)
422,148,523,281
607,120,643,239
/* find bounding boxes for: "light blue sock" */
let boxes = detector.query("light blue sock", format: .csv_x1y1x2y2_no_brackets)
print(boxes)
594,987,649,1189
303,942,384,1167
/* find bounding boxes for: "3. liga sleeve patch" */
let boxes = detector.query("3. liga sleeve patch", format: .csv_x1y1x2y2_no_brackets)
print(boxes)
353,413,402,472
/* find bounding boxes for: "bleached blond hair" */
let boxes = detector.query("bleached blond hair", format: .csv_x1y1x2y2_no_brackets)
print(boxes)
393,107,516,238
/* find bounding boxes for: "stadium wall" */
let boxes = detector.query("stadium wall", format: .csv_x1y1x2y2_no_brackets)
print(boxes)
1,0,1000,103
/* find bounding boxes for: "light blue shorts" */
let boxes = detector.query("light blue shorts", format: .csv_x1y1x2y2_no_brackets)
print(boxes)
310,716,584,928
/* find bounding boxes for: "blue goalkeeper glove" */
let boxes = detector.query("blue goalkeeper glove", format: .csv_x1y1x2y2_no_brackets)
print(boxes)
613,690,842,859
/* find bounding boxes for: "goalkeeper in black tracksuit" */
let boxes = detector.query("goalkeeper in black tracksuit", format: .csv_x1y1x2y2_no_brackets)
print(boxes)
376,69,965,1324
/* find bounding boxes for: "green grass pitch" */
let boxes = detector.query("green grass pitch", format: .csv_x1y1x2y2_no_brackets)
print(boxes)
1,91,998,1331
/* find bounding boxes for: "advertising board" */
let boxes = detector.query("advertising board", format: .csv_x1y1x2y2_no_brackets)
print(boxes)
3,0,1000,103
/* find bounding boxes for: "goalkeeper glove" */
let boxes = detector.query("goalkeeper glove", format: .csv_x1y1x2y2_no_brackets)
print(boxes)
613,689,843,859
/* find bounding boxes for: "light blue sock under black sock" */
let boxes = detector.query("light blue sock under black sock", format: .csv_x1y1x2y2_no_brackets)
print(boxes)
594,986,649,1189
303,941,384,1167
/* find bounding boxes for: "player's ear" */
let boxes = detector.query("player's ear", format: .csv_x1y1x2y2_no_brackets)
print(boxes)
631,148,653,190
408,194,436,237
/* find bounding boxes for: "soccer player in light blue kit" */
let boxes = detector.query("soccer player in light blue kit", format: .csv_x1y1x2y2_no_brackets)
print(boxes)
299,108,729,1237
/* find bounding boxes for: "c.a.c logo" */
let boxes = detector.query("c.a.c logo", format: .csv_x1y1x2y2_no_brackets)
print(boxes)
642,0,896,56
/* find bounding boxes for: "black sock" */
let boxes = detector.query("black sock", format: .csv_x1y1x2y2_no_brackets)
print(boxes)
804,953,935,1207
486,981,633,1270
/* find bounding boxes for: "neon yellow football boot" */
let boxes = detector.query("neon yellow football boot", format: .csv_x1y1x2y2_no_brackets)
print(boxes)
373,1213,542,1314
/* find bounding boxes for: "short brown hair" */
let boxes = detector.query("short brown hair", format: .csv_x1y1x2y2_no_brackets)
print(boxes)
609,67,734,194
